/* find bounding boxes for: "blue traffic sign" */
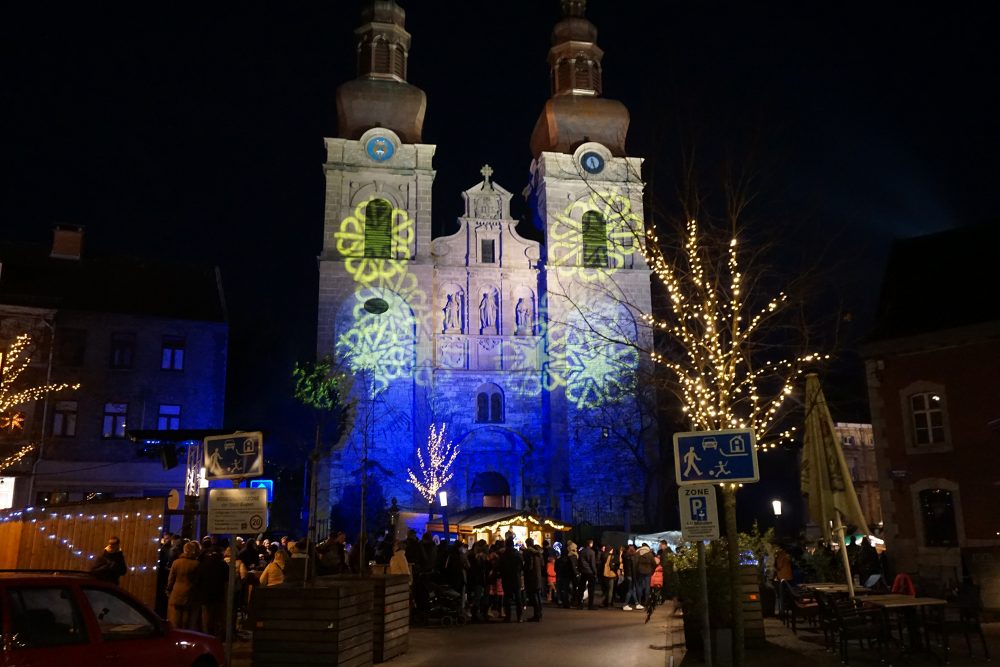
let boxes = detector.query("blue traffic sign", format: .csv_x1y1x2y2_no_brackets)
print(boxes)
673,429,759,485
249,479,274,503
203,432,264,480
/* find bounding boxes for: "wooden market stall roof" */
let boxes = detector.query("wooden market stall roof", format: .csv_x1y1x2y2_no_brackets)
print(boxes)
427,508,571,535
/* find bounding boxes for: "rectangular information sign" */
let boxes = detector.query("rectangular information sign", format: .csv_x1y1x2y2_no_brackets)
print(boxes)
678,484,720,541
207,488,268,534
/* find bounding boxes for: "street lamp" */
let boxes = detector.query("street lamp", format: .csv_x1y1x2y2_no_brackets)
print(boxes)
439,490,449,542
771,499,782,516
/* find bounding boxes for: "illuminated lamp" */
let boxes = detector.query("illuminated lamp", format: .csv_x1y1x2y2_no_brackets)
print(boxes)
772,500,782,516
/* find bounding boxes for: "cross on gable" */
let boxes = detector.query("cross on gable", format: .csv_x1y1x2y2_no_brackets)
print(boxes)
480,164,494,182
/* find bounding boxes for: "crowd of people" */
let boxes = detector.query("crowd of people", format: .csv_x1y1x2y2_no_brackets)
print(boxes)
393,530,679,623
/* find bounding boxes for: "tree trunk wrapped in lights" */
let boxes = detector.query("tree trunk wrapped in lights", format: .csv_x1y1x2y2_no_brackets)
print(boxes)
406,423,460,505
1,333,80,473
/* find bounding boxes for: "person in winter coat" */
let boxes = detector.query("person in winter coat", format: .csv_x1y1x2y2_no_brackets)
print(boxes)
635,544,656,606
444,540,470,611
498,538,524,622
467,540,490,622
90,536,128,585
258,549,288,587
166,541,202,630
576,539,598,609
622,545,641,610
198,542,230,640
521,538,545,621
601,544,621,607
388,540,412,583
558,541,581,609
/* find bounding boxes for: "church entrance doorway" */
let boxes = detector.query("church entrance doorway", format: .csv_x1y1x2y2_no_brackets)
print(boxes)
471,472,510,508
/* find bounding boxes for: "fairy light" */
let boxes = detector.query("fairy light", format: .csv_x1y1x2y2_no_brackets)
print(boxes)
407,423,461,503
1,334,81,472
0,505,163,570
639,219,828,449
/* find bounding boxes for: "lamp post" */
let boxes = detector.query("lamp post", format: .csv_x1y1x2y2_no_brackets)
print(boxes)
358,297,388,576
439,490,449,542
772,499,783,541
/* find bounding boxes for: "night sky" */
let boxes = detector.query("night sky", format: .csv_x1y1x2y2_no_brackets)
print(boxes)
3,2,997,458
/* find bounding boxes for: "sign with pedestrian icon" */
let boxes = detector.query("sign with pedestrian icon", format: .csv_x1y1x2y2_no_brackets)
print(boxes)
678,484,720,541
673,429,759,485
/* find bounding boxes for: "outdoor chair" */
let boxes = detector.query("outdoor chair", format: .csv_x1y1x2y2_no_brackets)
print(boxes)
923,583,991,662
829,597,887,666
779,580,820,634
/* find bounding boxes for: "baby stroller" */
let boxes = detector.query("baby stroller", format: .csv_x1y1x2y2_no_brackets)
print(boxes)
418,578,465,626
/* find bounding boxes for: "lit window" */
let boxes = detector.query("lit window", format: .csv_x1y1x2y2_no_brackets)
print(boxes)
475,384,504,423
364,199,392,258
582,211,608,267
910,392,945,445
157,404,181,430
161,336,185,371
109,333,135,369
102,403,127,439
52,401,78,437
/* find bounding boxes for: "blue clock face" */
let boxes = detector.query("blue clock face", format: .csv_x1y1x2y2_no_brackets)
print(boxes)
366,136,394,162
581,151,605,174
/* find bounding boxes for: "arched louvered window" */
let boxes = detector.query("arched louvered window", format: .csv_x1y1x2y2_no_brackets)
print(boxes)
582,211,608,267
364,199,392,258
373,39,390,73
475,384,504,423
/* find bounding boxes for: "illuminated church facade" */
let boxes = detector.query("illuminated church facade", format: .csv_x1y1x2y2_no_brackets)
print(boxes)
316,0,655,529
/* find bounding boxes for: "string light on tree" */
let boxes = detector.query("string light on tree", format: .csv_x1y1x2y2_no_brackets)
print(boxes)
639,219,827,448
0,444,35,473
406,423,460,503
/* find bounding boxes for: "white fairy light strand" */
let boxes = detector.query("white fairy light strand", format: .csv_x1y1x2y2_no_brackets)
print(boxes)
407,423,460,503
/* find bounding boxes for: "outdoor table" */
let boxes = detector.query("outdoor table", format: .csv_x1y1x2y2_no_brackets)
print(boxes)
866,594,947,661
803,583,870,595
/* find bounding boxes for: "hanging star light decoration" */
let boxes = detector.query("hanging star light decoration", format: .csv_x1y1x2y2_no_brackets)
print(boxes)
1,333,81,472
640,219,826,449
406,423,460,503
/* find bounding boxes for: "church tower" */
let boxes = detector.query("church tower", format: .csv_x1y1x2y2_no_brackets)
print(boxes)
317,0,436,533
528,0,655,524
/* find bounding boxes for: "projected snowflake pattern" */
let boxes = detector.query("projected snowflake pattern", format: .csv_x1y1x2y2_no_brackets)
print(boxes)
550,189,642,282
335,199,416,286
336,287,417,392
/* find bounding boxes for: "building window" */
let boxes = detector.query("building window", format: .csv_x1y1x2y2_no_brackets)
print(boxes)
55,328,87,367
52,401,78,437
919,488,958,547
161,336,185,371
102,403,127,439
475,384,504,423
157,404,181,430
109,333,135,369
581,211,608,267
481,239,496,264
910,392,945,445
364,198,393,258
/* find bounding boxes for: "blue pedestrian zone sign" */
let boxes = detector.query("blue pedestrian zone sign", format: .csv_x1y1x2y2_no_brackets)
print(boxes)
249,479,274,503
673,429,759,485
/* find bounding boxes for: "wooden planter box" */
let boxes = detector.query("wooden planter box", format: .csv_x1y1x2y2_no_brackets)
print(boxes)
680,563,766,661
316,574,411,663
252,579,374,667
371,574,410,663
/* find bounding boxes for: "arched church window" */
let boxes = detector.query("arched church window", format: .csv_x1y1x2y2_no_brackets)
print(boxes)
919,488,958,547
373,39,390,73
364,199,392,258
582,211,608,267
475,384,504,423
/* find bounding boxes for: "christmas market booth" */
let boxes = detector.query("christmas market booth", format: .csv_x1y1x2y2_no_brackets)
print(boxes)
426,508,571,545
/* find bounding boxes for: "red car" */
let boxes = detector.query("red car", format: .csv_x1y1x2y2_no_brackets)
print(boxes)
0,571,225,667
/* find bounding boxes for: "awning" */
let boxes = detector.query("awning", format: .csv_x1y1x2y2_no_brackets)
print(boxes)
427,508,571,534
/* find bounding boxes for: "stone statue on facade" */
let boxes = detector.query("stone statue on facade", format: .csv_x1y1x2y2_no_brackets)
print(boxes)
515,297,533,334
479,291,498,332
443,293,458,331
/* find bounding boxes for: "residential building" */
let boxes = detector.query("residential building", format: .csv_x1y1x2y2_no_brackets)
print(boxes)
0,227,228,507
862,222,1000,607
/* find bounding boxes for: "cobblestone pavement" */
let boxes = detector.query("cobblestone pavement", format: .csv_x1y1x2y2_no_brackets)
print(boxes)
231,603,999,667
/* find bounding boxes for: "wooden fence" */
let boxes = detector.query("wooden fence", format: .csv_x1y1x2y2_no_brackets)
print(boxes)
0,497,164,607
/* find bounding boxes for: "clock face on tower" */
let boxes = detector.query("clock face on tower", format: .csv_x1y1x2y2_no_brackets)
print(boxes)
366,136,395,162
581,151,605,174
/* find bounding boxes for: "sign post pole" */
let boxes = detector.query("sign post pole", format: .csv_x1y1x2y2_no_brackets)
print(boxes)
698,539,712,667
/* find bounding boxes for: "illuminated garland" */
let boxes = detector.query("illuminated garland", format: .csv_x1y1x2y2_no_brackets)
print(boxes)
0,506,164,571
0,444,35,473
640,219,826,449
406,423,460,503
471,514,571,535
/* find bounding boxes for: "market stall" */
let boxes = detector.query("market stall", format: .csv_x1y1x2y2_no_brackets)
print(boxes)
426,508,570,545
